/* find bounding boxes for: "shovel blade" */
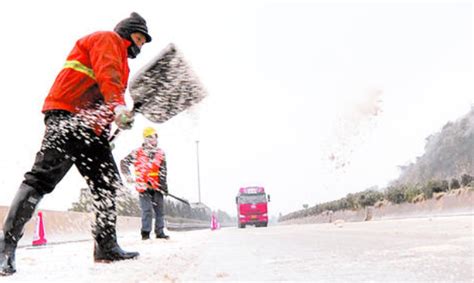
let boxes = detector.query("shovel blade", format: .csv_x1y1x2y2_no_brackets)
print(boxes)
129,43,207,124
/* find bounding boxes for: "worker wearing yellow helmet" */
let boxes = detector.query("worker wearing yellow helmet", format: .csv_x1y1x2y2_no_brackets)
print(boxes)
120,127,170,240
142,127,156,139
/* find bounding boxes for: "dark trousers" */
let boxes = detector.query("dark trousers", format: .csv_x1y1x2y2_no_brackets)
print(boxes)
23,110,121,243
139,189,165,234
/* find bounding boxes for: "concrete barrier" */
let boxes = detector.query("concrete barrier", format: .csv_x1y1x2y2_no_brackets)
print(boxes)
279,189,474,225
371,189,473,220
166,217,210,231
0,206,210,247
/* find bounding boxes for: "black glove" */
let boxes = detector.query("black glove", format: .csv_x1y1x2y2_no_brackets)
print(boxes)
160,184,168,195
146,188,155,195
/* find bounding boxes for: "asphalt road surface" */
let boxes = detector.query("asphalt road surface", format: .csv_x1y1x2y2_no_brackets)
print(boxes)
6,215,474,282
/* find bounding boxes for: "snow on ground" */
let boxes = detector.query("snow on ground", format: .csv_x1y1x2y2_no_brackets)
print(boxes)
9,229,209,283
4,215,474,282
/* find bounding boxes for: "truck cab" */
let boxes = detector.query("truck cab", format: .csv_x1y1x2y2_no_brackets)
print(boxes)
236,186,270,228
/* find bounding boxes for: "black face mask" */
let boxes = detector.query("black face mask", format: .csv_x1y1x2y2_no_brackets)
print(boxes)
127,43,141,59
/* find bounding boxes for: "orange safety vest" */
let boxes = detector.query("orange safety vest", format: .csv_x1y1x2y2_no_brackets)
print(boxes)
42,31,131,136
134,147,165,193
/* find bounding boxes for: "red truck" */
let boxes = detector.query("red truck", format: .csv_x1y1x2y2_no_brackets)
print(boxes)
236,186,270,228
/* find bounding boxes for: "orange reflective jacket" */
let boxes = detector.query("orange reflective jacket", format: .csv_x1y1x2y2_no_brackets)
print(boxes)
134,147,165,193
42,31,131,135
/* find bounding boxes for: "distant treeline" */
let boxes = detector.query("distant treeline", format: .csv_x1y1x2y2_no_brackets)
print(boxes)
70,188,235,224
280,174,473,221
280,106,474,222
397,106,473,185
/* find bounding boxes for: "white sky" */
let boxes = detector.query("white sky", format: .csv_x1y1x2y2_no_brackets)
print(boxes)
0,0,472,216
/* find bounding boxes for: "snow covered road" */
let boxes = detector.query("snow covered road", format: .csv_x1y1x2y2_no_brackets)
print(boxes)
5,215,474,282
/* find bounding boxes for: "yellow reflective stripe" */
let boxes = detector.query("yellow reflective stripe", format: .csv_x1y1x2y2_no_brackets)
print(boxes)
134,171,159,177
63,60,96,80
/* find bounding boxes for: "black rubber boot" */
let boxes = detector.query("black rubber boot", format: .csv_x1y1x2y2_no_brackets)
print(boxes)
0,184,43,276
141,231,150,240
92,203,139,263
156,231,170,240
90,180,139,263
93,237,140,263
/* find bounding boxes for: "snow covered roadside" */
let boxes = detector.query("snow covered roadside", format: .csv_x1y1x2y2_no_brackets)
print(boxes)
4,215,473,282
7,228,210,283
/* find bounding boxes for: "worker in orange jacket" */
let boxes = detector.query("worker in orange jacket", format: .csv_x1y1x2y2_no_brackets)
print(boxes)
120,127,170,240
0,12,152,276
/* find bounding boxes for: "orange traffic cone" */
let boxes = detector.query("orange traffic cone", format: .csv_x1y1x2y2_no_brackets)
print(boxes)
210,213,218,230
32,211,47,246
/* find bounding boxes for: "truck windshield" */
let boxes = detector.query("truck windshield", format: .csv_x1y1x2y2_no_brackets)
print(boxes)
238,193,267,204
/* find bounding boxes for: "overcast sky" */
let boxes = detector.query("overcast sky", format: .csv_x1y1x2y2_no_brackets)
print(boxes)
0,0,472,216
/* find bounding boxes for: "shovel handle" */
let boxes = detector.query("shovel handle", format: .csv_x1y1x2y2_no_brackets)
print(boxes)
142,181,191,207
157,189,191,206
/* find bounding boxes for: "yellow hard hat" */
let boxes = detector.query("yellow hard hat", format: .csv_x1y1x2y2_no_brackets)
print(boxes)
143,127,157,138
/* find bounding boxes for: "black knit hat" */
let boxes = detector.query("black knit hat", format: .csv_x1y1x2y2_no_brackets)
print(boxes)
114,12,152,43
